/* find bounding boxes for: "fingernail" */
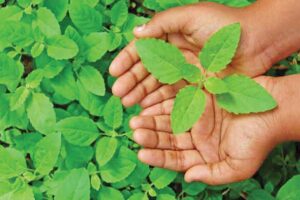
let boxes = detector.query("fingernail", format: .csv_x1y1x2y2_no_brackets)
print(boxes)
134,24,146,32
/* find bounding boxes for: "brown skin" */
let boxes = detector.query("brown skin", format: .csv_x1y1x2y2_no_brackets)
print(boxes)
130,74,300,185
129,76,280,185
109,0,300,184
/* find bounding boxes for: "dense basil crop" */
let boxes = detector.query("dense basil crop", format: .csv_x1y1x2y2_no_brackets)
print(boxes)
136,24,277,134
0,0,299,200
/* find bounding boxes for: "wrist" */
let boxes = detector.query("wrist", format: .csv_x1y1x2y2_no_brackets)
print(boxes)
269,75,300,143
243,0,300,68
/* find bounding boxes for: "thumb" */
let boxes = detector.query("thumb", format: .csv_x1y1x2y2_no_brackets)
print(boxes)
184,160,253,185
133,6,193,38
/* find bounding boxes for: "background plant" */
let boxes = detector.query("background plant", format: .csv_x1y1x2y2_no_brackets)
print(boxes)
0,0,299,199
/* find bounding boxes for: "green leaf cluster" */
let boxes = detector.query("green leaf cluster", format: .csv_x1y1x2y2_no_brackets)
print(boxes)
136,23,277,134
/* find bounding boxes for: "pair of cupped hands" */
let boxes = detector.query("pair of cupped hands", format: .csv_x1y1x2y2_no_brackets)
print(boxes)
109,2,298,185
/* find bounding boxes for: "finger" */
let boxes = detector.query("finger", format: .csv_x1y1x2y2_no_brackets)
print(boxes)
184,159,253,185
140,80,186,108
121,75,161,107
167,33,199,52
133,129,194,150
133,6,195,38
130,115,172,132
138,149,204,171
109,40,139,77
112,62,149,97
140,99,174,116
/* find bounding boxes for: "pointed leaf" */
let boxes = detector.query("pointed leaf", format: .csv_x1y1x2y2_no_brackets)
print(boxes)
216,75,277,114
171,86,206,134
199,23,241,72
27,93,56,135
78,66,105,96
136,39,186,84
32,132,61,175
56,116,99,146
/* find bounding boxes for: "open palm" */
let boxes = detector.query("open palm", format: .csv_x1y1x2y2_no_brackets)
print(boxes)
110,2,274,108
130,77,281,185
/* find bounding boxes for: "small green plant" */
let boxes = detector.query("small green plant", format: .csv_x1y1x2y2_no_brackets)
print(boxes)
136,23,277,134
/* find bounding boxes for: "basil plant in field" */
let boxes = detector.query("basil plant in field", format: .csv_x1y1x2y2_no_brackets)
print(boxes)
136,23,277,134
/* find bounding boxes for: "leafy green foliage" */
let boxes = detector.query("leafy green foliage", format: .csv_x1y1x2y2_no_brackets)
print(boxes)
27,93,56,135
0,0,297,199
216,75,277,114
136,23,276,133
204,77,228,94
171,86,206,133
56,116,99,146
78,65,105,96
276,175,300,200
0,147,27,179
135,39,185,84
32,132,61,175
199,23,241,72
150,168,178,189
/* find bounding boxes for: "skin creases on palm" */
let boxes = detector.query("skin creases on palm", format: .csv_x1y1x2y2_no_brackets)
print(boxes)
129,78,279,185
111,34,200,108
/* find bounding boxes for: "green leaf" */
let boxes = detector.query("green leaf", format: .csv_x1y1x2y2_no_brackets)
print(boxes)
54,168,90,200
27,93,56,135
14,184,35,200
44,0,68,21
63,142,93,169
0,95,28,131
65,26,87,57
31,42,45,58
181,63,202,83
111,1,128,27
0,148,27,179
97,186,124,200
204,77,228,94
96,137,118,166
182,182,207,196
199,23,241,72
171,86,206,134
84,32,110,62
128,193,148,200
100,147,136,183
17,0,31,8
149,168,177,189
0,22,34,49
69,3,103,34
277,175,300,200
46,35,79,60
78,66,105,96
56,116,99,146
216,75,277,114
36,7,61,37
0,53,24,92
32,132,61,175
136,39,186,84
50,65,77,101
91,174,101,190
9,86,30,111
0,6,23,22
25,69,44,89
248,189,275,200
76,81,106,116
103,96,123,129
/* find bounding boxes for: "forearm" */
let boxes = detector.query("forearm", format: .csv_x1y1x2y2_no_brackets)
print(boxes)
245,0,300,66
272,74,300,142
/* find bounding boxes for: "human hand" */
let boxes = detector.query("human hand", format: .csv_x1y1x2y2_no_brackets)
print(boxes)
109,2,284,108
129,76,285,185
